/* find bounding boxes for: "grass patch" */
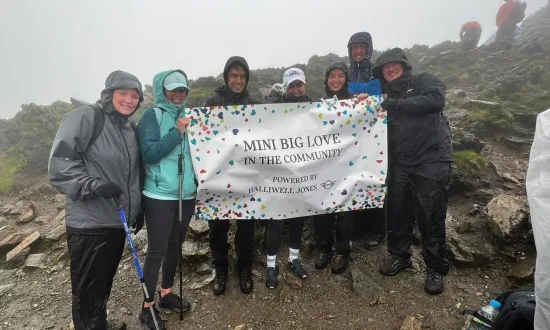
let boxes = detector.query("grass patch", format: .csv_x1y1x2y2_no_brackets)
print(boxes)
465,107,514,134
0,156,24,195
454,150,487,171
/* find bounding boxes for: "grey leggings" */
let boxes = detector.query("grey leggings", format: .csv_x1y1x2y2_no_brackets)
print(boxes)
142,196,195,302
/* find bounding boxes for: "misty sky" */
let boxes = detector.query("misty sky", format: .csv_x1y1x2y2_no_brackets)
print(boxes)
1,0,547,119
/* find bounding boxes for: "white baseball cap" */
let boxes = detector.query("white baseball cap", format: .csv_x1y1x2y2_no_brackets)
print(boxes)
283,68,306,86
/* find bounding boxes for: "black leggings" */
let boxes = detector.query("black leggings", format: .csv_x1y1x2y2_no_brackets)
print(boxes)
142,196,195,302
266,217,305,256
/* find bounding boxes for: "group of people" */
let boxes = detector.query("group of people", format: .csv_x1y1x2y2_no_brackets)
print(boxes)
459,0,527,50
48,30,454,330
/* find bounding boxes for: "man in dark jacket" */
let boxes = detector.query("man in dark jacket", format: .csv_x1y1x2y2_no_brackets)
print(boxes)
204,56,258,295
347,32,382,96
373,48,453,295
204,56,259,107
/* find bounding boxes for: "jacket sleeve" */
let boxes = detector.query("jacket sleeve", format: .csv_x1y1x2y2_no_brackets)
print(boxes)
460,24,466,39
48,107,101,201
203,95,214,107
138,108,183,165
396,73,446,116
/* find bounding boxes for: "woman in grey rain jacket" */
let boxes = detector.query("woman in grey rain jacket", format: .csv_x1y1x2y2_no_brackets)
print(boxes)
48,70,144,330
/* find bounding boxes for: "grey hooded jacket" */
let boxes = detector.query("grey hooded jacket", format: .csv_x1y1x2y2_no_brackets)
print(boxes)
48,71,144,228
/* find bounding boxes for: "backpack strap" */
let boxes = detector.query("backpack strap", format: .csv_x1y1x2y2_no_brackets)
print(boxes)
87,104,105,152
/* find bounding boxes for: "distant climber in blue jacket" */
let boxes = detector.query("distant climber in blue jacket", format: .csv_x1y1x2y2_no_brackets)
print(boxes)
347,32,382,96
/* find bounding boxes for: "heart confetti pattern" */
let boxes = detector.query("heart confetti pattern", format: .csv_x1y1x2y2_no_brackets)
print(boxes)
185,96,387,220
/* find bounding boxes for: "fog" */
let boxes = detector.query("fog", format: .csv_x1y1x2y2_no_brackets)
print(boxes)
0,0,547,118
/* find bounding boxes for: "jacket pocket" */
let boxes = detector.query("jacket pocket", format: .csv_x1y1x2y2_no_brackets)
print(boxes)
147,163,162,188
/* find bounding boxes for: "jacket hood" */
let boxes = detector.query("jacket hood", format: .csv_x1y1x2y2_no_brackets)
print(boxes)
372,48,413,82
223,56,251,90
152,69,189,116
324,62,350,99
98,70,144,117
347,32,374,64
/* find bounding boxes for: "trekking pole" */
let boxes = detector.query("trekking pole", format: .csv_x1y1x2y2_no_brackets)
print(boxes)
115,197,160,330
178,150,184,321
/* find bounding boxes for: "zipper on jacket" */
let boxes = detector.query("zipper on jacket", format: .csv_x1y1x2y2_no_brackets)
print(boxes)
119,119,132,221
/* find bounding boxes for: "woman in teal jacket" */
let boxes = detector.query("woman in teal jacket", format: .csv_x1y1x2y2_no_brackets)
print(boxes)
137,70,196,330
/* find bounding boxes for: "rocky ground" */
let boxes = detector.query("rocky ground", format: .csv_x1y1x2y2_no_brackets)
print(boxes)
0,140,535,330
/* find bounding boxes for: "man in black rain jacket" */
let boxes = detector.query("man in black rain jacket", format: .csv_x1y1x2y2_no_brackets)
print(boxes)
204,56,259,295
373,48,453,295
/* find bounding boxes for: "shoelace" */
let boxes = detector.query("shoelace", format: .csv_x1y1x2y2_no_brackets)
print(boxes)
334,254,343,263
427,269,441,282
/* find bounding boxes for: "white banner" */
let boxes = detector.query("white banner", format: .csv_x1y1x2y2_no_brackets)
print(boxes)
185,96,388,220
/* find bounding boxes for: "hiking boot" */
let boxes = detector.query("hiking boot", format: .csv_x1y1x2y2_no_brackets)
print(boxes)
331,253,350,274
237,267,254,294
139,304,166,330
315,249,333,270
265,267,278,289
157,291,190,313
425,268,444,294
379,255,412,276
213,267,228,295
288,259,308,279
366,234,386,249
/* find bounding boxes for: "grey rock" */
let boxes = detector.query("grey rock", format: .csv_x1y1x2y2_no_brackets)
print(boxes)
54,210,66,223
487,195,529,243
182,240,210,259
507,251,536,285
0,283,16,297
0,233,23,250
464,99,501,110
188,220,209,237
447,229,496,267
502,173,521,185
16,204,36,224
189,270,215,290
351,265,381,298
34,216,51,225
45,225,66,241
451,127,484,153
0,269,17,282
25,253,50,269
196,262,212,275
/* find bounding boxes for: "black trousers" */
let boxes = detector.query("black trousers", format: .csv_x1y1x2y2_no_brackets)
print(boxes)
496,23,517,41
461,26,482,50
142,197,194,302
386,162,451,275
314,213,353,254
266,217,305,256
208,219,255,270
67,226,126,330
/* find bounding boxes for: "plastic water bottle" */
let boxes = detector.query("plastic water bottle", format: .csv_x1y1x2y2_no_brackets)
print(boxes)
467,299,501,330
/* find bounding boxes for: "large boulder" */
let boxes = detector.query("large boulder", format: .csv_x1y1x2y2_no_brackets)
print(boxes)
447,229,496,267
487,195,530,243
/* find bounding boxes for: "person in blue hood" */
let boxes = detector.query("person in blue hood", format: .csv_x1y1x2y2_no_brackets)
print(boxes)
347,32,382,96
137,70,197,330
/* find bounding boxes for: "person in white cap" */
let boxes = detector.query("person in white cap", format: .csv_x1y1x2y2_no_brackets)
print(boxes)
264,67,312,103
262,68,312,290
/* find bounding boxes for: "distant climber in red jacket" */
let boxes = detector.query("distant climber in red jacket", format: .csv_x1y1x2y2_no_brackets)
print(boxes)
496,0,527,41
460,21,482,50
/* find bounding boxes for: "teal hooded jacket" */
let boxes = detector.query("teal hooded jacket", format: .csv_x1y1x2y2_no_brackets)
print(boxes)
137,70,197,200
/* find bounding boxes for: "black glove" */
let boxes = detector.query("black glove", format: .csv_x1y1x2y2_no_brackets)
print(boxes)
132,212,145,234
381,98,399,111
93,183,123,199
